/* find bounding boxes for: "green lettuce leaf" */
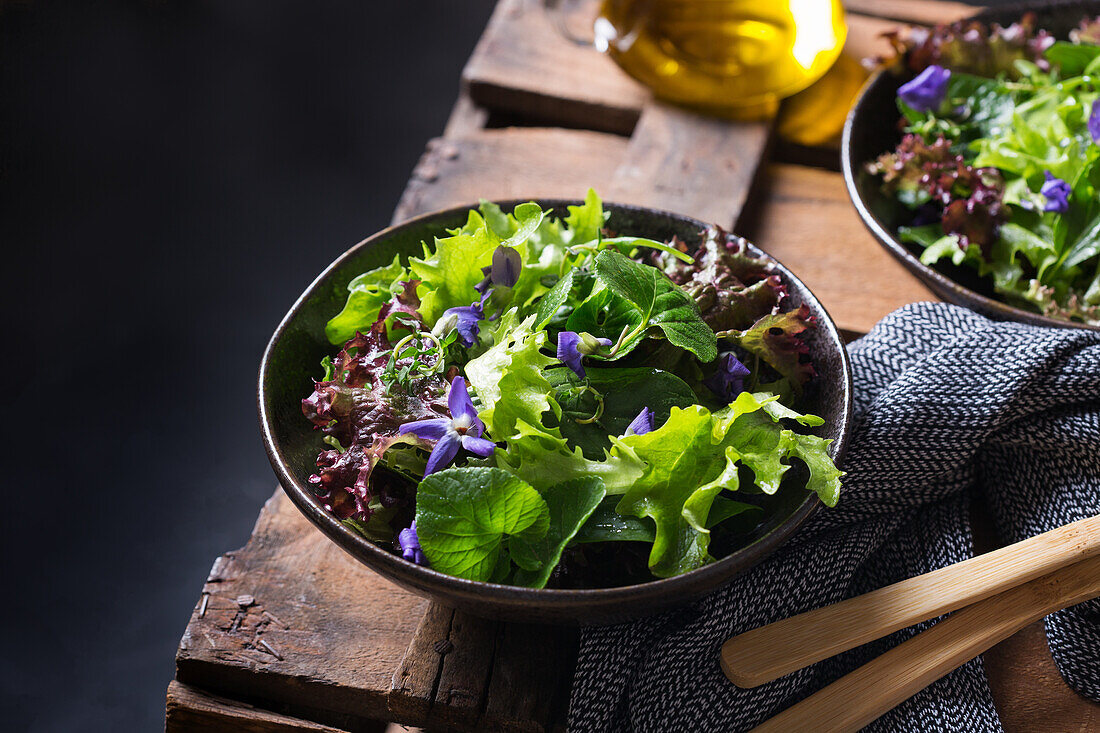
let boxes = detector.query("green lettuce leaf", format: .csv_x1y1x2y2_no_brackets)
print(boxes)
510,477,606,588
326,254,408,344
592,249,717,362
410,211,500,324
496,418,646,495
546,365,697,459
615,392,840,577
465,310,560,440
564,188,607,245
415,467,549,582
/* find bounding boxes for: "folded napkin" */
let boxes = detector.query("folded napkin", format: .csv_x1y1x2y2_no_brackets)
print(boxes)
569,302,1100,732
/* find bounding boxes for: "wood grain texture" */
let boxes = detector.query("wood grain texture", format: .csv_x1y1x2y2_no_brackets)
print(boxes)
751,556,1100,733
462,0,645,135
985,620,1100,733
389,603,454,724
740,163,936,335
843,0,979,25
392,128,628,225
165,681,369,733
174,490,428,725
609,102,773,229
722,515,1100,687
389,607,576,731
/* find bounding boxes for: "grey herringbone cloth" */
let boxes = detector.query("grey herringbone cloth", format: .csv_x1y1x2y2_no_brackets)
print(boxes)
569,302,1100,732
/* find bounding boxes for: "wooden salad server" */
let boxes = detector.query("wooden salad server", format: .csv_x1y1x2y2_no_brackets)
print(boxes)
721,514,1100,688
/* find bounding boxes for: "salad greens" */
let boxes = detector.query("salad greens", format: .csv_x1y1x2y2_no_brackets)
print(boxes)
868,14,1100,326
302,190,842,588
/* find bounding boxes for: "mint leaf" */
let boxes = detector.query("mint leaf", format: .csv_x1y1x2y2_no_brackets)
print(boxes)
326,254,408,344
415,467,550,582
593,249,717,362
511,477,606,588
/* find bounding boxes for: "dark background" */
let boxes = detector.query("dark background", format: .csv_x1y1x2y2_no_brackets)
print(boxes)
0,1,496,729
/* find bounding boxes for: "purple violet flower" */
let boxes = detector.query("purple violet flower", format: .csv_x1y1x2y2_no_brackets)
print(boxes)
475,245,523,295
398,521,427,565
557,331,612,378
625,406,654,436
1041,171,1071,214
1090,100,1100,144
898,65,951,113
438,301,485,347
705,353,751,402
398,376,497,474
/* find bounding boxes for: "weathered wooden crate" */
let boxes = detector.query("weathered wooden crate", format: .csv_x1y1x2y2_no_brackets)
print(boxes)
166,1,1100,730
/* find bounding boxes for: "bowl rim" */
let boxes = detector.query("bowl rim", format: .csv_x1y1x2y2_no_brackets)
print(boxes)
841,62,1100,332
258,198,854,607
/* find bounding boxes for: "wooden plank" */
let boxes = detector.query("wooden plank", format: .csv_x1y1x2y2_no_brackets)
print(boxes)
845,11,909,64
740,163,936,335
389,603,455,724
174,490,429,724
164,680,365,733
481,624,578,733
444,92,490,138
462,0,644,135
431,612,501,728
460,0,948,138
843,0,979,25
985,620,1100,733
392,127,628,224
608,102,774,229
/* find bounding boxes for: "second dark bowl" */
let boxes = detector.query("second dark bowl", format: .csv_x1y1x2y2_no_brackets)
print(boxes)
842,1,1100,332
259,200,853,625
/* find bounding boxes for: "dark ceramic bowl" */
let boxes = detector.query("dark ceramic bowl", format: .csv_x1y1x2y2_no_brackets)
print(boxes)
259,200,853,625
842,0,1100,331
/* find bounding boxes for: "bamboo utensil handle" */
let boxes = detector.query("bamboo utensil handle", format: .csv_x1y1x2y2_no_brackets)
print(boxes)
749,555,1100,733
721,514,1100,688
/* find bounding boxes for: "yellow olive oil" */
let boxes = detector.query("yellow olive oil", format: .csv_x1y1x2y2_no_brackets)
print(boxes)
596,0,847,118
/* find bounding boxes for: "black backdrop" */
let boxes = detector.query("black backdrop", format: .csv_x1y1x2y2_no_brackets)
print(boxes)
0,1,495,729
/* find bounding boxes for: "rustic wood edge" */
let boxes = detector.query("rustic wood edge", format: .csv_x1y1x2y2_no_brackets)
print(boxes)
165,680,384,733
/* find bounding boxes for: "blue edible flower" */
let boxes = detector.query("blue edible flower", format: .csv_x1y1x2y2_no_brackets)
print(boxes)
705,353,751,402
398,376,497,474
1090,100,1100,144
475,245,522,295
1041,171,1071,214
437,301,485,347
557,331,612,378
398,521,427,566
898,65,951,113
625,406,654,436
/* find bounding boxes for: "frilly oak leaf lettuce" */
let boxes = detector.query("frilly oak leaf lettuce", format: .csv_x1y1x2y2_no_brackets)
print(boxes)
415,467,550,582
306,190,843,587
723,306,817,388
